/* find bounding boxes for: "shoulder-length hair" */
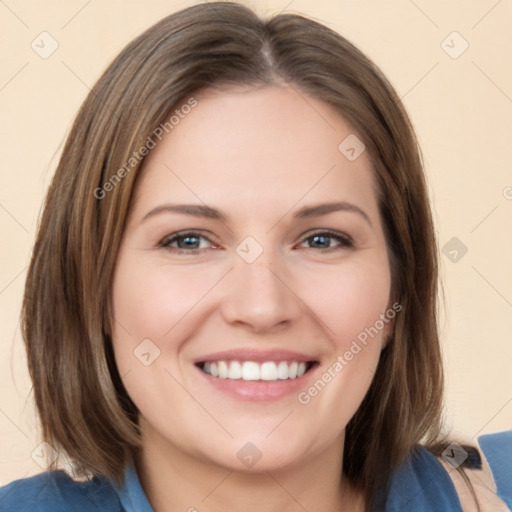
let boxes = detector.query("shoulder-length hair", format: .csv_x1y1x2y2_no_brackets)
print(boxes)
23,1,446,506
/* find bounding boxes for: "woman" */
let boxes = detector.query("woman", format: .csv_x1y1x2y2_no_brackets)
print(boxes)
0,2,510,511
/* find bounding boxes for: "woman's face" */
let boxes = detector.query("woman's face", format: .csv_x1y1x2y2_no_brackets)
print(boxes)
111,85,393,472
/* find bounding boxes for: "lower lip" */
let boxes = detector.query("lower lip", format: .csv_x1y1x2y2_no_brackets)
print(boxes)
196,365,316,401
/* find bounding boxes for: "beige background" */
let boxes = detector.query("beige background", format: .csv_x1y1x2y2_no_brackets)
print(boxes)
1,0,511,484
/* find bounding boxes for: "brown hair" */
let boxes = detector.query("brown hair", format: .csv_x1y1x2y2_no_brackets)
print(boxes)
23,1,457,506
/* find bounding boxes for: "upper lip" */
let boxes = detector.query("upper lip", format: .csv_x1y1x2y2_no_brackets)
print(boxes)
194,348,317,364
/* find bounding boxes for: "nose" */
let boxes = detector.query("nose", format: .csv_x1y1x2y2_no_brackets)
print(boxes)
220,251,303,334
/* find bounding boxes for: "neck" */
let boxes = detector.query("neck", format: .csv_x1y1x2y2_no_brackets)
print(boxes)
135,425,366,512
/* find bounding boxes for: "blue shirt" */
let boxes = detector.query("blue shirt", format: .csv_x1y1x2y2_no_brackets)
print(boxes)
1,431,511,511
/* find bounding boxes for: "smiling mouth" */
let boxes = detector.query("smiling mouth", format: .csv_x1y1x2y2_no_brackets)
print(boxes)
197,360,317,381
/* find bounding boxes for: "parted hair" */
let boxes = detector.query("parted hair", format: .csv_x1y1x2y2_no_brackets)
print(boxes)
23,1,451,507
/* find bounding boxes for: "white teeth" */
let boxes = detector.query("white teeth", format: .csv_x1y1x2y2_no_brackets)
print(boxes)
242,362,260,381
289,361,298,379
218,361,228,379
277,361,289,380
260,362,277,381
228,361,242,379
201,360,311,381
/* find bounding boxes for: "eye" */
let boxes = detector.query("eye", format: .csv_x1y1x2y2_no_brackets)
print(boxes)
159,229,354,255
298,230,354,251
159,231,218,254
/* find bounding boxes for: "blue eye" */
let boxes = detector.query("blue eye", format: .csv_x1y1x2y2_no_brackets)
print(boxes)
160,231,213,253
159,229,353,255
300,230,354,250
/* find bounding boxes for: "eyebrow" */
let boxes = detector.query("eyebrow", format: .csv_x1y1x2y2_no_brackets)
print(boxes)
141,201,372,227
293,202,372,226
141,204,228,223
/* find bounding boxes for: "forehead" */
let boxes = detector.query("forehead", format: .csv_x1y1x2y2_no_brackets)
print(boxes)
130,85,379,223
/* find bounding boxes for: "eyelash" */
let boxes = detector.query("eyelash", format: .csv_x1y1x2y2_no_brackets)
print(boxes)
159,229,354,255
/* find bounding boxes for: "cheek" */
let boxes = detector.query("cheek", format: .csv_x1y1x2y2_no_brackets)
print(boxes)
110,255,204,417
297,258,392,350
292,260,391,416
113,257,209,333
110,254,226,370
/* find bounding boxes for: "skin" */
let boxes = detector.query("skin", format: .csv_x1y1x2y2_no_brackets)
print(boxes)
111,84,393,512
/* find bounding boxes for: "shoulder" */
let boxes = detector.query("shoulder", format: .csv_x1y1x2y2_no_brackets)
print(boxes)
383,446,463,511
0,469,122,512
456,431,512,511
384,431,512,512
384,431,512,511
477,429,512,503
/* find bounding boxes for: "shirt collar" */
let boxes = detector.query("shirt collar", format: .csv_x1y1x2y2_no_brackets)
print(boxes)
114,463,155,512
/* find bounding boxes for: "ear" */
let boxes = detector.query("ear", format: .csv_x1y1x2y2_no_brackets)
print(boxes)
381,333,391,351
381,299,401,350
103,318,112,339
383,317,393,347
